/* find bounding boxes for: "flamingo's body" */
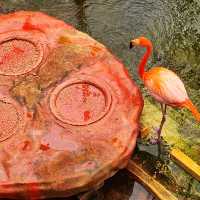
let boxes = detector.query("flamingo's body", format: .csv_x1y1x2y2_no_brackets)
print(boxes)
130,37,200,142
144,67,188,106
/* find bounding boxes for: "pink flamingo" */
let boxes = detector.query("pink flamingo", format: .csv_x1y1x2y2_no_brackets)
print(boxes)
130,37,200,142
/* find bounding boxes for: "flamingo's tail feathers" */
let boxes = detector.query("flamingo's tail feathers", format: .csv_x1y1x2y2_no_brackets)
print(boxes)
184,100,200,122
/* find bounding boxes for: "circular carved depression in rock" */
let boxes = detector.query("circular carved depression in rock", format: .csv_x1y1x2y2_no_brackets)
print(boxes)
0,97,25,141
50,78,112,125
0,33,44,76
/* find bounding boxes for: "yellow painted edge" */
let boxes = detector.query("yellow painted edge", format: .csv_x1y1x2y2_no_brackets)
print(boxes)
170,148,200,182
126,160,177,200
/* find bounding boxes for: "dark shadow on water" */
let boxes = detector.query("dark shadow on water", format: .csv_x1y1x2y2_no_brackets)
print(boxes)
74,0,89,33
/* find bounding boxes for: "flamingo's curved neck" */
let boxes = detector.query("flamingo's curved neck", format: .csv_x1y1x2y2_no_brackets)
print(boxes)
138,44,152,79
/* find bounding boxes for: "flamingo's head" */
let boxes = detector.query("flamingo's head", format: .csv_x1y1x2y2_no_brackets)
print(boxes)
130,37,152,48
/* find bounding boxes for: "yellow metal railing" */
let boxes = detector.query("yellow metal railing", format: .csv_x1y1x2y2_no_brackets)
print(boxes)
170,148,200,182
127,160,177,200
126,148,200,200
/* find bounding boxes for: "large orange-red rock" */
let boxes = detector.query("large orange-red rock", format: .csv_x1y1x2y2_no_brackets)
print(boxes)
0,11,143,199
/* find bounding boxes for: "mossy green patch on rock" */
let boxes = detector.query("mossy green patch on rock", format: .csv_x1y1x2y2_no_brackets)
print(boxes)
140,98,200,163
137,98,200,199
11,75,41,110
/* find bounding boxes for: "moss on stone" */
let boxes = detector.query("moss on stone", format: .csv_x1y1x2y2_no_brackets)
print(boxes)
11,75,41,110
140,98,200,163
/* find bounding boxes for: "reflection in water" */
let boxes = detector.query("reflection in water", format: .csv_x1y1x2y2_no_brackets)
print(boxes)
0,0,200,199
74,0,89,33
90,170,156,200
130,182,155,200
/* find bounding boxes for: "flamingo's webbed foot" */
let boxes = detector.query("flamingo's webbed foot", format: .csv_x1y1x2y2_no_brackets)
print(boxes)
149,127,162,144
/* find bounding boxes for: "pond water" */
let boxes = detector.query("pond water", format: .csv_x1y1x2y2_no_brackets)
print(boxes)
0,0,200,199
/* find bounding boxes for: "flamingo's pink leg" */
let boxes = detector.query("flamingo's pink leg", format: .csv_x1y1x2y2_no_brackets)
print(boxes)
157,104,167,143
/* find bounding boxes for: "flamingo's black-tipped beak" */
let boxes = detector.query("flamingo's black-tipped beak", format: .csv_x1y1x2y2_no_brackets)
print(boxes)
129,41,133,49
129,39,140,49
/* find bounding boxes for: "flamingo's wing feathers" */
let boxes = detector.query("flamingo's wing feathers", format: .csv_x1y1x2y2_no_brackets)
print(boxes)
144,67,188,105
